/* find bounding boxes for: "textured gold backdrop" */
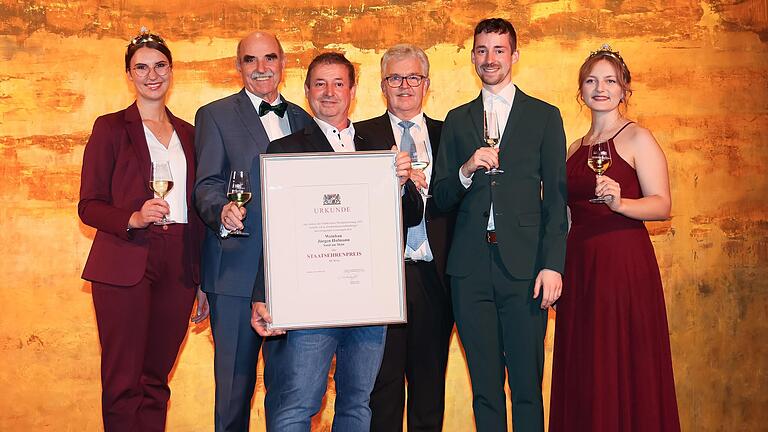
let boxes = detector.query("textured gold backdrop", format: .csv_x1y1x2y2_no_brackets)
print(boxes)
1,1,767,431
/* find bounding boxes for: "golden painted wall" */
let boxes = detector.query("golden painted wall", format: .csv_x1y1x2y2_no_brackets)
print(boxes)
1,1,766,430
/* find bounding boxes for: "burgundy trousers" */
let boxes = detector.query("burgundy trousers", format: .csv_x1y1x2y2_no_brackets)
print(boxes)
92,224,196,432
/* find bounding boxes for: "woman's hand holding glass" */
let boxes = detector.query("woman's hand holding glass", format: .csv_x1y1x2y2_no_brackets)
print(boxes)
149,161,175,224
595,175,623,211
128,198,171,229
587,141,613,204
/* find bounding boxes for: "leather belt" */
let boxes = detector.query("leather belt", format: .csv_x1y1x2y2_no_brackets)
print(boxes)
404,258,433,266
486,230,498,244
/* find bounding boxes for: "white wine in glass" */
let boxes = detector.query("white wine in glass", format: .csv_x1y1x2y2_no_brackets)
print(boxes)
150,161,175,224
227,191,252,207
587,141,613,203
484,110,503,175
227,171,251,236
409,140,431,198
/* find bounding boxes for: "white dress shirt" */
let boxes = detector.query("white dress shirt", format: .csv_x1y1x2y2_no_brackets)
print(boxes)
144,125,188,223
314,117,356,152
244,90,292,141
388,111,434,261
481,82,516,139
459,82,517,230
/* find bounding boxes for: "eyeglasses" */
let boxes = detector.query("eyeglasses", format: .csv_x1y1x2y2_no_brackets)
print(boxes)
384,74,426,88
131,61,170,78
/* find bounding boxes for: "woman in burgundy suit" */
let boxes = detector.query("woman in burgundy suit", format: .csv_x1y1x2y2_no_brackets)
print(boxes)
549,45,680,431
78,29,208,431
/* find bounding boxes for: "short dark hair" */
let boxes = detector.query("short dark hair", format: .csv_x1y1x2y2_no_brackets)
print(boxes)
473,18,517,52
125,32,172,72
304,52,356,88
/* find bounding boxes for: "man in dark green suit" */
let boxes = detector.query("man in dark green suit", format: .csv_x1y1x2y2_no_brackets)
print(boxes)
432,18,567,432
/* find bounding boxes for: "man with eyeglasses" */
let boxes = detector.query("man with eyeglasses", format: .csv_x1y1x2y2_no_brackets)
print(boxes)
356,44,456,432
193,31,312,431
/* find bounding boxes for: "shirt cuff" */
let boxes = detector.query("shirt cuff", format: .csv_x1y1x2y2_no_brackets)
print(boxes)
459,167,474,189
219,224,230,239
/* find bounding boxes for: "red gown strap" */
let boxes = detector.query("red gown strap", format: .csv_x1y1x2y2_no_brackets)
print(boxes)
608,121,635,141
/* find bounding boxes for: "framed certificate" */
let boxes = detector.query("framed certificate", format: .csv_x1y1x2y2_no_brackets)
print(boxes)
260,151,406,330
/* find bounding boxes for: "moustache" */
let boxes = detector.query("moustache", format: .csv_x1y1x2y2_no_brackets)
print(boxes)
250,71,275,80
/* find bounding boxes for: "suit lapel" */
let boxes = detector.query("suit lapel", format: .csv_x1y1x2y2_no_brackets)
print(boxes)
168,110,196,206
124,102,152,184
377,114,397,150
465,94,494,187
234,89,271,153
286,100,305,133
354,129,367,151
305,122,335,152
499,85,528,150
425,115,441,155
357,113,395,151
468,94,485,147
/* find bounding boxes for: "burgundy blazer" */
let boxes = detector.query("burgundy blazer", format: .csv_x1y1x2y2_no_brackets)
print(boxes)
79,102,203,287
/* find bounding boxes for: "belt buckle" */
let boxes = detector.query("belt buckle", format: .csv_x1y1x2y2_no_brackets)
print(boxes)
486,231,497,244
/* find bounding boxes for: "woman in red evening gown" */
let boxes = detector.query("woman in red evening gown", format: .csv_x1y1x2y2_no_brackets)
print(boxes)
549,45,681,431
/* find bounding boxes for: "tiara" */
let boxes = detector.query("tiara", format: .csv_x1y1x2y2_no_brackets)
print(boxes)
588,43,626,65
129,26,166,47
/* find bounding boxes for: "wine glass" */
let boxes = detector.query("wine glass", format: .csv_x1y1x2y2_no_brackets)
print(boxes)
483,110,503,175
150,161,175,225
227,170,252,236
587,141,613,203
409,140,431,198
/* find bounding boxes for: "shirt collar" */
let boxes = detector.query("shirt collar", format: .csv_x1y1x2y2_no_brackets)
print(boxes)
314,117,355,137
387,111,425,130
481,82,516,106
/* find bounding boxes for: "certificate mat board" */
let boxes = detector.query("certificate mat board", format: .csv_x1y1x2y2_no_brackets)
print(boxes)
260,151,406,329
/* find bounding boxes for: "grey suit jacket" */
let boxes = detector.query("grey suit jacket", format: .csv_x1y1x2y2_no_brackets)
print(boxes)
194,89,312,297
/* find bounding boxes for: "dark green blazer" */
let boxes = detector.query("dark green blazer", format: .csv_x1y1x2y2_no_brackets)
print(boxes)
432,86,567,279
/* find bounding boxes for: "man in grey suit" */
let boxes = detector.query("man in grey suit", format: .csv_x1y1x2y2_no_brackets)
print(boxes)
193,31,311,431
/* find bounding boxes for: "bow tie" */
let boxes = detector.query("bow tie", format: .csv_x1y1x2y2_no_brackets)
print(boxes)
259,100,288,118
